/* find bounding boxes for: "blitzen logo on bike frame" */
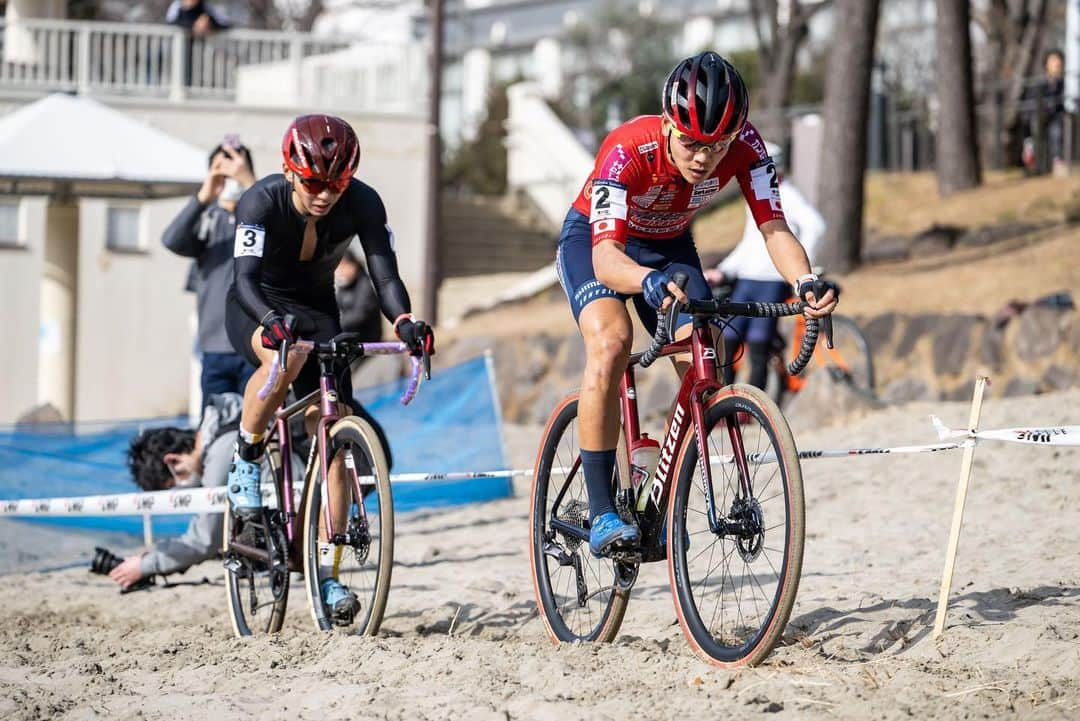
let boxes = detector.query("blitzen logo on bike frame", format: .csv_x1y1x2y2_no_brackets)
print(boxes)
649,403,686,506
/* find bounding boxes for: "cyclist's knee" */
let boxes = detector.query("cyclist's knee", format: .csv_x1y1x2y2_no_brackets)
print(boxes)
584,331,631,370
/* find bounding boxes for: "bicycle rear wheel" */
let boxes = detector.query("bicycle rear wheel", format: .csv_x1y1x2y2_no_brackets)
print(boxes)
529,395,631,643
224,439,290,637
668,384,804,666
302,416,393,634
818,315,876,400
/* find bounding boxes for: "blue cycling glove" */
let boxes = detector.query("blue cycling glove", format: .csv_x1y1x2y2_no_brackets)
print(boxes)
641,271,672,310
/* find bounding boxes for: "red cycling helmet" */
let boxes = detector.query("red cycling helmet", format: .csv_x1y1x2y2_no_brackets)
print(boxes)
662,51,748,144
281,114,360,193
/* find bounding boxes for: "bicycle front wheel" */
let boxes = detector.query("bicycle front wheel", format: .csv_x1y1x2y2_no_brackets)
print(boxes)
529,395,630,644
668,384,804,666
224,439,290,637
302,416,393,634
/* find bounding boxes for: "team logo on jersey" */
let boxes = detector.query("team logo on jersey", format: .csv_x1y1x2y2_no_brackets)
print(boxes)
600,145,631,181
637,141,658,155
688,177,720,209
631,185,663,207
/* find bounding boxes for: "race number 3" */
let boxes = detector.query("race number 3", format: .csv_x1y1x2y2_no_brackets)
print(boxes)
234,224,266,258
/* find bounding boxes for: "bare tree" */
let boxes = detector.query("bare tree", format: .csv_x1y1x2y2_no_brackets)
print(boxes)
816,0,881,273
747,0,832,145
935,0,981,194
973,0,1051,160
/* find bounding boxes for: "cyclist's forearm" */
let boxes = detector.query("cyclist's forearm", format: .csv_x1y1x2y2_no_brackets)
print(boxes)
233,255,275,321
593,241,651,294
761,222,812,287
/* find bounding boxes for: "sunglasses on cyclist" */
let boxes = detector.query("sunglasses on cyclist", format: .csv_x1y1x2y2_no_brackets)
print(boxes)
295,175,351,195
669,125,738,155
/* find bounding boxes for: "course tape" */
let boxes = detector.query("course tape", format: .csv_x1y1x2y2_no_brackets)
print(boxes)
1,421,1075,518
0,470,528,517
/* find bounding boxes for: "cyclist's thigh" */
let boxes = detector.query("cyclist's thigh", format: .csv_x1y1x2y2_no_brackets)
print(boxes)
289,305,343,400
556,209,628,325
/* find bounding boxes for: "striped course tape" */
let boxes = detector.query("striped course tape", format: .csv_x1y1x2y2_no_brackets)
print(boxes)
1,421,1075,517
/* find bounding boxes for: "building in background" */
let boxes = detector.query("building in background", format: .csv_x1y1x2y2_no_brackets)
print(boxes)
0,2,431,423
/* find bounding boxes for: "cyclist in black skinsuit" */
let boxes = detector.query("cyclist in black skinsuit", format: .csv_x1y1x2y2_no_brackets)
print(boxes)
224,114,434,622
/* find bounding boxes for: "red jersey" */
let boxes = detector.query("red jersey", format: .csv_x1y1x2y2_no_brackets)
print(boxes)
571,116,785,245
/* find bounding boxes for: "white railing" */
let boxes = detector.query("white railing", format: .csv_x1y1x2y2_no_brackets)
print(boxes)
0,18,426,112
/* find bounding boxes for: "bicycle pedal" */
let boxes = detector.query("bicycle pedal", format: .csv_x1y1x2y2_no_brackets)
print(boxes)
608,548,642,563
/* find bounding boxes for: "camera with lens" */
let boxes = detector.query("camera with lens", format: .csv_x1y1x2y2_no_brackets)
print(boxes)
90,546,155,593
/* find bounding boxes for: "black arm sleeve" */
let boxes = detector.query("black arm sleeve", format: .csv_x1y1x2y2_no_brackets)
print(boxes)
356,191,412,322
234,255,274,321
161,196,208,257
232,191,276,322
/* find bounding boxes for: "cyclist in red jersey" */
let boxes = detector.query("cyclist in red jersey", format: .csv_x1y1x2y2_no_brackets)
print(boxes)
555,51,837,556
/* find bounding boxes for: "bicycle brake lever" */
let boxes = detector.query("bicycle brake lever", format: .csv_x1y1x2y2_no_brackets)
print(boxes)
422,346,431,381
810,280,834,349
278,338,289,373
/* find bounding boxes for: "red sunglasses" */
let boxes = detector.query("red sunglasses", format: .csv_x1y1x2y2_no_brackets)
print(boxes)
297,175,351,194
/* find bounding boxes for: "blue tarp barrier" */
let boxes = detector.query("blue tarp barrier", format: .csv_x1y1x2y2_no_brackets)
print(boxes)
0,354,510,536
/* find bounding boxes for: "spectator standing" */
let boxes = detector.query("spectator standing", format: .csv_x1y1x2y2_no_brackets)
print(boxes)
163,138,257,410
165,0,231,87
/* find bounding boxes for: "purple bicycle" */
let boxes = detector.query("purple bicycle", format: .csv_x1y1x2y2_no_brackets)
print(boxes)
223,331,428,636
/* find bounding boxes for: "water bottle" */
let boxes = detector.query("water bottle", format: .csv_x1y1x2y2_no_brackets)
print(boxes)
629,435,661,499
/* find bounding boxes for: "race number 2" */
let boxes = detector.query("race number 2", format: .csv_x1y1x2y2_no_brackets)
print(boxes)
234,224,266,258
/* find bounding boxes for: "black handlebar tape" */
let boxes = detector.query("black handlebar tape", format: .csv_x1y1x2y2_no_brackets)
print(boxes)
787,315,819,376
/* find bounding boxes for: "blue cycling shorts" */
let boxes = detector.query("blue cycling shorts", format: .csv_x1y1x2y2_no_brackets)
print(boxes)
555,209,709,335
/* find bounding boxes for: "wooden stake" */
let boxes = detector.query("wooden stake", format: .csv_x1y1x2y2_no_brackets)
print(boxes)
933,376,989,639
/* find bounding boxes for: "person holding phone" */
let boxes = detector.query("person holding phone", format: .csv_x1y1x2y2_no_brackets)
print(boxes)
163,136,258,411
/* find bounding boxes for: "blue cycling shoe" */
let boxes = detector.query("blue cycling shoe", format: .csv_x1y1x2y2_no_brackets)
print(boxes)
589,512,641,557
321,577,360,626
227,457,262,517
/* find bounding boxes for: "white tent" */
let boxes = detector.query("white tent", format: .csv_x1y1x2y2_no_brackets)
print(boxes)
0,93,206,186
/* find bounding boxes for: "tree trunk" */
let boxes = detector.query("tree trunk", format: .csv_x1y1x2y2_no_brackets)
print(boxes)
816,0,881,273
935,0,982,195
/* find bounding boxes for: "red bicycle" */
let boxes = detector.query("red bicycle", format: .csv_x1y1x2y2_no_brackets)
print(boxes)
529,275,824,666
223,331,428,637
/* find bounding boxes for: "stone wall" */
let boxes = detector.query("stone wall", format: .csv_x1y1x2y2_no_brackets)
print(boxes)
437,304,1079,426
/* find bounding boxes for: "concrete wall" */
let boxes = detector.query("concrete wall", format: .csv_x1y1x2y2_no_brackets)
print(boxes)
0,197,46,423
73,197,193,421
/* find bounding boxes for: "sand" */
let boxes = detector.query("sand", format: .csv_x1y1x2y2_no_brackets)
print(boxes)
1,389,1078,720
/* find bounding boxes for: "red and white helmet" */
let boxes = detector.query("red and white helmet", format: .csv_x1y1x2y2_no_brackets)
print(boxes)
662,52,749,143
